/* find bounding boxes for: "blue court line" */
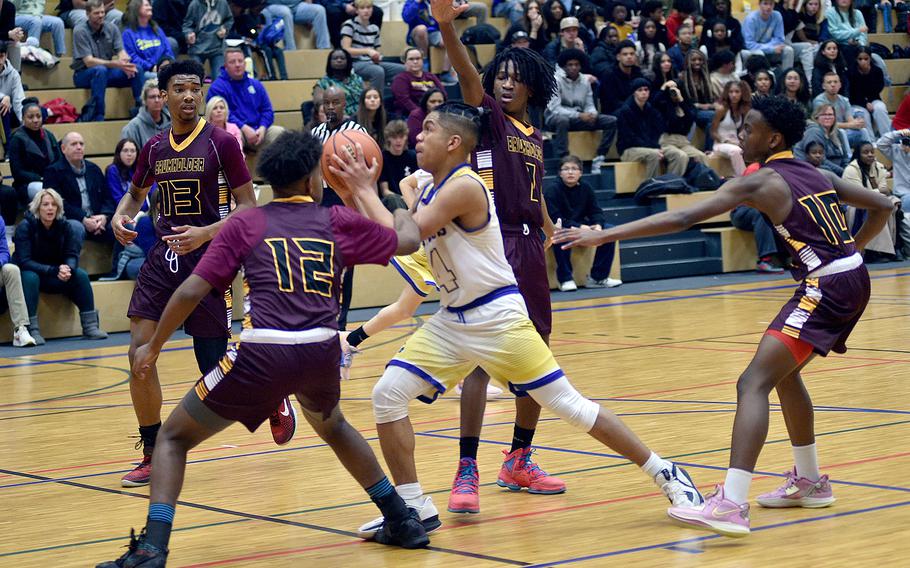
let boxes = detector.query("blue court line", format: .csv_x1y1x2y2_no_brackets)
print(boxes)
2,270,908,372
663,546,704,554
522,499,910,567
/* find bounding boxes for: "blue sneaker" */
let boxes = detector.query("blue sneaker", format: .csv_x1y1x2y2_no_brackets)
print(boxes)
656,463,704,507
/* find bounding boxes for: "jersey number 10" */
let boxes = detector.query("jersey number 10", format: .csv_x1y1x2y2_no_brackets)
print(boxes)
798,191,854,246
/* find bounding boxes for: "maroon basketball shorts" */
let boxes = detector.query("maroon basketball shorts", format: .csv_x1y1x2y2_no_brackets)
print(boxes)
502,227,552,337
128,241,231,338
768,260,870,356
192,333,342,431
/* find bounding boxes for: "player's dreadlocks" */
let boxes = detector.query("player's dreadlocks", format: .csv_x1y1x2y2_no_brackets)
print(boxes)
481,47,557,109
751,95,808,148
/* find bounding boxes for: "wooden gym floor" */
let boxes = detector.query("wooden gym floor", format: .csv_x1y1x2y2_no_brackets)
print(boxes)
2,266,909,567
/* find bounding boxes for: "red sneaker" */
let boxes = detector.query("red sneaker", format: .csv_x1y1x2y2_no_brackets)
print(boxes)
447,457,480,514
121,454,152,487
269,397,297,446
497,447,566,494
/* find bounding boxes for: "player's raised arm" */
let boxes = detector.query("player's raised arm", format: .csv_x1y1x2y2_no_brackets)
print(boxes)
431,0,483,106
822,169,896,251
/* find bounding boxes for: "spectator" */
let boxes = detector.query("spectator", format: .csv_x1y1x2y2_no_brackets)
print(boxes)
120,78,170,149
322,0,384,49
313,48,363,118
407,87,444,147
775,67,811,117
731,206,786,272
523,0,549,52
678,49,716,149
666,0,696,46
231,0,289,81
709,50,738,97
183,0,232,77
104,137,152,280
205,95,244,153
342,0,404,89
207,47,285,152
542,0,566,43
813,71,869,146
589,24,619,80
152,0,189,54
0,0,25,72
262,0,330,50
544,154,621,291
13,0,66,59
777,0,816,76
0,215,35,346
356,86,386,147
378,119,417,200
794,103,851,175
635,18,666,78
616,78,688,178
43,131,114,247
57,0,123,29
13,188,108,342
494,0,525,25
8,98,61,204
642,0,669,46
599,40,643,114
608,4,633,41
700,19,742,71
804,139,826,168
849,46,890,141
543,16,586,62
843,141,901,261
546,48,617,173
876,128,910,213
655,78,706,164
894,95,910,130
402,0,486,84
700,0,744,56
811,40,849,97
391,47,444,116
667,22,694,72
121,0,174,81
0,40,24,152
105,138,143,208
72,0,144,122
740,52,771,92
742,0,795,70
575,5,599,53
711,80,751,175
797,0,825,48
752,68,775,97
826,0,869,58
651,51,677,91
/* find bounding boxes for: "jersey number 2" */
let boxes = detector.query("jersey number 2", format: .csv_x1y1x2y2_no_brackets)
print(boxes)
265,238,335,297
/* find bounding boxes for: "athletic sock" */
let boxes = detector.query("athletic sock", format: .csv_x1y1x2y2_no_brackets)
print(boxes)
724,468,753,505
395,482,424,507
460,437,479,460
367,477,409,521
641,451,673,479
346,326,369,348
138,422,161,455
510,426,535,453
792,443,821,481
145,502,175,549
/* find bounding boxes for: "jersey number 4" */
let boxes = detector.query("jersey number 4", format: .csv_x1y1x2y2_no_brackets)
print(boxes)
798,191,854,246
265,238,335,297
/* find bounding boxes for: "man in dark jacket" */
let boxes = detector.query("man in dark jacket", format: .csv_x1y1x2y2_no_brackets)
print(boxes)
544,154,621,291
598,39,643,114
616,78,687,178
43,131,114,246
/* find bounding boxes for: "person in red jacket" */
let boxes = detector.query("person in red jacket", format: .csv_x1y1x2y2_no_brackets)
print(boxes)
893,94,910,131
666,0,696,46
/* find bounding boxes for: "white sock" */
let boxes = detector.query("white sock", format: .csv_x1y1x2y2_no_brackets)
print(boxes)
724,468,752,505
792,443,820,481
396,482,424,505
641,452,673,479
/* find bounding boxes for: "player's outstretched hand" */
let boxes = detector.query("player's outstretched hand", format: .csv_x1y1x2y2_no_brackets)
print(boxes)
132,343,160,381
430,0,471,25
112,214,138,246
163,225,211,255
553,226,609,249
328,142,379,196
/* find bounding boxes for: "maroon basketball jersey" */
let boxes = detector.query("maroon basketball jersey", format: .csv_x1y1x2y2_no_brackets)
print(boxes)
194,197,398,331
761,153,857,280
471,93,545,229
133,119,251,238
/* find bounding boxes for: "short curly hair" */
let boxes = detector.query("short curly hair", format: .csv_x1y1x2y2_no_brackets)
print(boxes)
256,130,323,191
158,59,205,92
751,95,807,149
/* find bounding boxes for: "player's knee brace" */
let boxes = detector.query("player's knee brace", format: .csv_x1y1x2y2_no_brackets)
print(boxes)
371,365,432,424
527,377,600,432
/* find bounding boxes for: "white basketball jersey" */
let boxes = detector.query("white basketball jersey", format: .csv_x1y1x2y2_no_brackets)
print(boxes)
416,164,518,308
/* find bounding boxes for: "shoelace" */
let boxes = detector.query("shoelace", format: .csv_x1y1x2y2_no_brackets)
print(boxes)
130,435,144,452
452,462,479,494
518,450,548,480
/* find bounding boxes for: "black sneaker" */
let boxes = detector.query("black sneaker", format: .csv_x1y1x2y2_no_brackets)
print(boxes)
373,509,430,549
96,528,168,568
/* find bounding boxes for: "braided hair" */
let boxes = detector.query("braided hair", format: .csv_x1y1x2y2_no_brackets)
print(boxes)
481,47,558,109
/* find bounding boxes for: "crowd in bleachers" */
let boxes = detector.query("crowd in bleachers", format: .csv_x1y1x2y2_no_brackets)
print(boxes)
1,0,909,344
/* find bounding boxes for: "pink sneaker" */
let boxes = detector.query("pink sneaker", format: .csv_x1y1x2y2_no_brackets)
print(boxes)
497,447,566,494
667,485,750,538
447,457,480,514
121,454,152,487
756,467,835,508
268,397,297,446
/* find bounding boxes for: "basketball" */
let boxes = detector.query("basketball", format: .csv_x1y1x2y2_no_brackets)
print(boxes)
320,130,383,200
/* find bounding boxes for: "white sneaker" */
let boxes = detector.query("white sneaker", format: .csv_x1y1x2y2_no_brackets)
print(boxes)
591,156,605,175
13,325,37,347
357,495,441,539
339,331,360,380
586,277,622,288
656,463,704,508
559,280,577,292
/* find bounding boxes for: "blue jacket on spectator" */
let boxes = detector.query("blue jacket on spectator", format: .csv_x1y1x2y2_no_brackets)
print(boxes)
43,158,114,223
207,68,275,130
402,0,438,35
123,24,175,74
0,216,9,266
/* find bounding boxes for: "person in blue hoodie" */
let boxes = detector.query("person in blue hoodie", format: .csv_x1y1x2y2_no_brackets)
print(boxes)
206,47,285,152
122,0,174,81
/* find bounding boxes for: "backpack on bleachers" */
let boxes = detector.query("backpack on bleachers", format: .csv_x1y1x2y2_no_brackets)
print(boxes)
684,160,723,191
461,24,500,45
633,174,696,205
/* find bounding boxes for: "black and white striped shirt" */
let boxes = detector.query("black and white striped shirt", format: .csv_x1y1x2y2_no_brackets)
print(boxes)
340,18,381,61
312,119,368,206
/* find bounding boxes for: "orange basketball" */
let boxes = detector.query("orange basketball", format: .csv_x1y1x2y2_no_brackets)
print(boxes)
320,130,383,201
